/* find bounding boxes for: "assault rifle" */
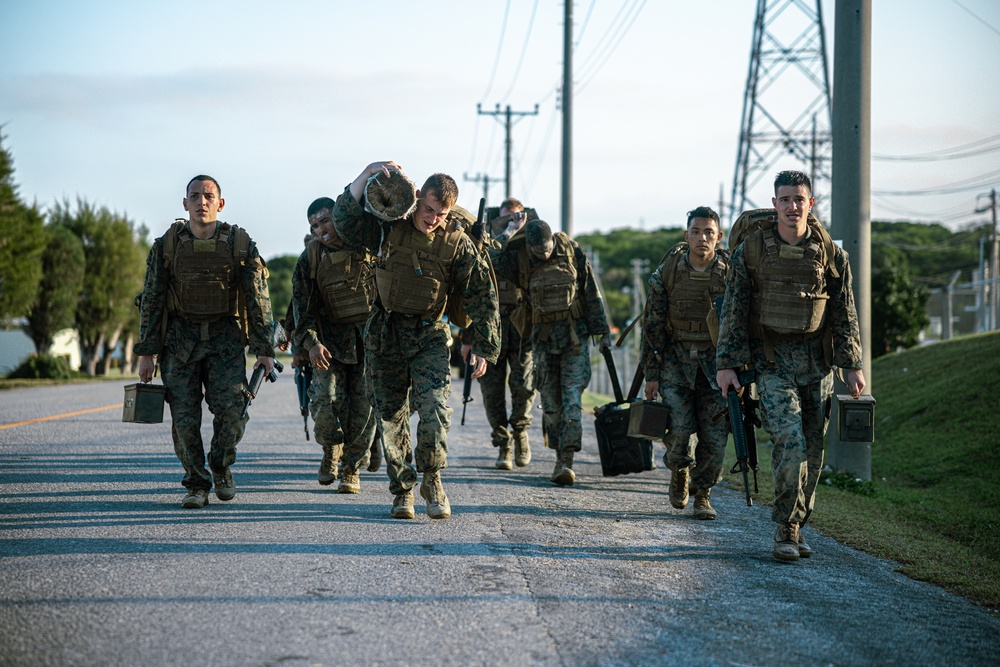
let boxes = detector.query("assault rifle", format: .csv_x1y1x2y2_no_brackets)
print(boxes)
242,359,284,419
714,295,759,506
295,363,312,440
460,197,488,426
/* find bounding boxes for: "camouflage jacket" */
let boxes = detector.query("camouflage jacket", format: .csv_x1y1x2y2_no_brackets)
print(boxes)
134,221,275,362
290,243,365,366
716,229,863,384
491,236,610,355
641,253,722,391
332,187,501,365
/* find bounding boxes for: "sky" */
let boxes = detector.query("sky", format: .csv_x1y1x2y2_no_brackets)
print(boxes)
1,0,999,261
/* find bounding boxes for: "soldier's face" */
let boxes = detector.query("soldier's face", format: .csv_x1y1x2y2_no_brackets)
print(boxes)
528,240,554,262
773,185,814,230
684,217,721,260
413,191,450,234
309,208,340,247
183,180,224,224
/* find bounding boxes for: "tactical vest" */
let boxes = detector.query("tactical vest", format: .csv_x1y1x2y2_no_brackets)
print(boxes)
375,216,465,320
523,233,584,324
662,244,728,347
496,231,526,308
162,221,250,323
748,226,829,337
308,239,374,324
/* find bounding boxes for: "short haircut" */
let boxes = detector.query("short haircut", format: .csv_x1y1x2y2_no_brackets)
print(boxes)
774,170,812,195
187,175,221,197
525,219,553,247
500,197,524,213
686,206,720,228
420,173,459,209
307,197,335,220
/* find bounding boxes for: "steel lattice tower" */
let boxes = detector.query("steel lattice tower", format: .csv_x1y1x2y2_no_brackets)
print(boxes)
730,0,833,227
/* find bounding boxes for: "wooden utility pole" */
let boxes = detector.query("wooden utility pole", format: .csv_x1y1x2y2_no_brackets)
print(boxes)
477,104,539,200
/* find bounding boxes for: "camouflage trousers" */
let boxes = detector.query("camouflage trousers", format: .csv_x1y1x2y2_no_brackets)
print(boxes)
366,320,452,496
478,323,534,448
659,369,729,491
534,345,590,453
309,357,376,472
757,371,834,526
160,340,247,492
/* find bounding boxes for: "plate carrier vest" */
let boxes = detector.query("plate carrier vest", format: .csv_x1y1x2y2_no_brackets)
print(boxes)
661,242,728,349
162,220,250,324
308,239,375,324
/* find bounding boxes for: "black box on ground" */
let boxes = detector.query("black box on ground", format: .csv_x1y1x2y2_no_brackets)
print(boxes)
594,402,655,477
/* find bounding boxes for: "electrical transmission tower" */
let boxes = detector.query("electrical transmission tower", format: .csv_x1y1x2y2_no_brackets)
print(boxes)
730,0,833,227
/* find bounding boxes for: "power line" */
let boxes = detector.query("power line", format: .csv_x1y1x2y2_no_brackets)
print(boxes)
577,0,647,94
575,0,647,93
873,168,1000,196
478,0,511,106
574,0,598,51
873,133,1000,161
951,0,1000,38
500,0,540,103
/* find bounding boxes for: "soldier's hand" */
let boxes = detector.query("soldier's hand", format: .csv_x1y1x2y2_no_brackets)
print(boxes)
846,368,866,398
460,343,472,364
644,380,659,401
469,354,488,379
716,368,740,397
309,343,333,371
254,356,275,375
598,333,612,352
138,355,155,383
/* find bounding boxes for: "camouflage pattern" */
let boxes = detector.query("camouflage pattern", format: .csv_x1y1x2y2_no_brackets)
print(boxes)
291,245,376,471
716,223,862,526
333,187,500,495
478,304,535,449
492,236,609,452
135,221,274,492
641,254,729,491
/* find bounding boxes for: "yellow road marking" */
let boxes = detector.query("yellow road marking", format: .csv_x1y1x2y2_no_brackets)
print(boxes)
0,403,122,430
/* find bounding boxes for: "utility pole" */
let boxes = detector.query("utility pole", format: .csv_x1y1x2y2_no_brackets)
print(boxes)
975,188,998,330
561,0,573,236
463,172,502,207
477,103,539,200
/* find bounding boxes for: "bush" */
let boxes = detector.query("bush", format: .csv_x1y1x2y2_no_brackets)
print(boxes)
8,354,78,379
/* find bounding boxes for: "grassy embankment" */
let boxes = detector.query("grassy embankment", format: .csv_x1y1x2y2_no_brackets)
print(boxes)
585,331,1000,611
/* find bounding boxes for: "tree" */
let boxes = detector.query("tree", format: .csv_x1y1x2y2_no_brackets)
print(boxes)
0,134,46,326
25,224,86,354
871,252,930,357
51,199,146,375
266,254,298,328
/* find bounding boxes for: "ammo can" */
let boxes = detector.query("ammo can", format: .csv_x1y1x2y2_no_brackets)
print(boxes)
837,394,876,442
626,400,670,440
122,383,167,423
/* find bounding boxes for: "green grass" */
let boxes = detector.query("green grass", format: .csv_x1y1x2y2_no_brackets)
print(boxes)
722,331,1000,610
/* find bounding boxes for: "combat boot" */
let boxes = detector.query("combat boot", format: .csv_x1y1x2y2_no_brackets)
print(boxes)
181,488,209,509
420,470,451,519
318,444,341,485
513,429,531,467
692,488,717,520
390,490,415,519
773,522,801,562
338,465,361,494
212,468,236,501
797,531,813,558
550,450,576,486
495,444,514,470
669,467,690,509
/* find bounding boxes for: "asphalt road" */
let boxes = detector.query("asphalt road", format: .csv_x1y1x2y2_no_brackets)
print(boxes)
1,373,998,667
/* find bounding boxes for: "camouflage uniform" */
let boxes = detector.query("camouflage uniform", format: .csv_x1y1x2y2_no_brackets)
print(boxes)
716,223,862,527
641,252,729,493
492,234,609,456
476,221,535,451
332,188,500,496
291,240,376,475
134,221,274,493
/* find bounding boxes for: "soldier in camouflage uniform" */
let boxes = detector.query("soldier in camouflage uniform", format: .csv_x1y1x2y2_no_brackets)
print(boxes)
291,197,378,494
641,206,729,520
463,197,536,470
135,175,276,509
333,161,500,520
492,219,611,486
717,170,865,562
